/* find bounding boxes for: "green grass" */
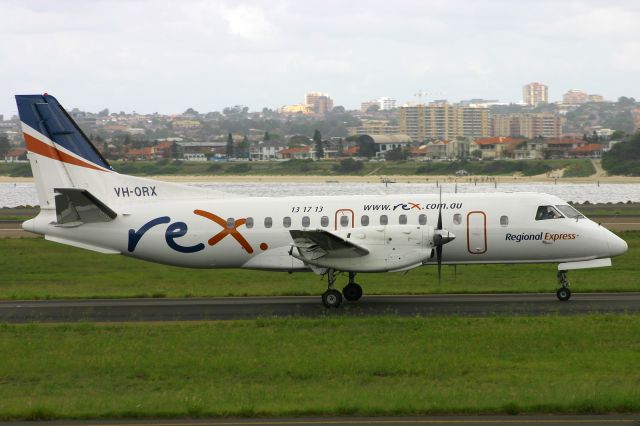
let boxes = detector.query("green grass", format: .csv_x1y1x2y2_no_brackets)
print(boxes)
0,232,637,300
0,315,639,419
563,160,597,177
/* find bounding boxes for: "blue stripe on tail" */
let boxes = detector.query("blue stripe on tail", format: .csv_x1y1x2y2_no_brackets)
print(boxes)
15,94,112,170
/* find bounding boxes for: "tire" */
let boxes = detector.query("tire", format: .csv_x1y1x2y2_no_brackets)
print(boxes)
322,289,343,308
342,283,363,302
556,287,571,302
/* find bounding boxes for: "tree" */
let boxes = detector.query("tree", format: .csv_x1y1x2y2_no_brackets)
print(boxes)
602,132,640,176
357,136,376,158
337,138,344,156
237,135,251,159
333,158,364,173
0,134,10,157
313,129,324,160
264,131,270,141
171,142,180,160
331,105,345,113
226,133,234,159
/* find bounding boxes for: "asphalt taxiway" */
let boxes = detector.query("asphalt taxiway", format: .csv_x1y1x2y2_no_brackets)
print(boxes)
1,292,639,323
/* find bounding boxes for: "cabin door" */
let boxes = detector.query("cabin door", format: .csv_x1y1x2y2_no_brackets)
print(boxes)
467,211,487,254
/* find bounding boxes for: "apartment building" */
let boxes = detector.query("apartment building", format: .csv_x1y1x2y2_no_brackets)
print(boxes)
399,104,490,142
492,113,563,139
305,92,334,114
522,82,548,106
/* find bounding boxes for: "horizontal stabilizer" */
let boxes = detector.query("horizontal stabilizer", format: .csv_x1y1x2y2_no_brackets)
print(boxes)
54,188,117,225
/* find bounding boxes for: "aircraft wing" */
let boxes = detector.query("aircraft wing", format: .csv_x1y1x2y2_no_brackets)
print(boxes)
289,229,369,261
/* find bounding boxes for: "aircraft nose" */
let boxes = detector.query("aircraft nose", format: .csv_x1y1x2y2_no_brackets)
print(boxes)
603,229,628,257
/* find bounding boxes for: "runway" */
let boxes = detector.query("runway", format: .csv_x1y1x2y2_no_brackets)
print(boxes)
1,292,639,323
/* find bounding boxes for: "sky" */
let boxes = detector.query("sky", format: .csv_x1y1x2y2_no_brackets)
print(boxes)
1,0,640,117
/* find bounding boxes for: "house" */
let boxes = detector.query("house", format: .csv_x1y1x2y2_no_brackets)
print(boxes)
358,134,413,158
250,140,288,160
509,140,545,160
278,146,314,160
544,137,586,158
470,137,523,160
124,146,157,161
3,148,27,162
424,140,450,159
569,143,603,158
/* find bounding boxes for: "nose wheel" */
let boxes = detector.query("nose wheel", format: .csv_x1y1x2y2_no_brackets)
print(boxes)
556,270,571,301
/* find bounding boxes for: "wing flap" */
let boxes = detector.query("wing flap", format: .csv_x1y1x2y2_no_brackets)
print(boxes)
289,229,369,262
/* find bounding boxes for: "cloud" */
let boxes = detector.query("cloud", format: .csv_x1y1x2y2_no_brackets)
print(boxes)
612,41,640,71
222,4,280,43
541,6,640,39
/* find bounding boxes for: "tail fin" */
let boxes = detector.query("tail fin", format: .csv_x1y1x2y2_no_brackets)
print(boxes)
15,94,114,209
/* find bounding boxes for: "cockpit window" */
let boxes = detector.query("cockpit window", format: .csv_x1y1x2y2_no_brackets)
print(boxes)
556,205,585,219
535,205,563,220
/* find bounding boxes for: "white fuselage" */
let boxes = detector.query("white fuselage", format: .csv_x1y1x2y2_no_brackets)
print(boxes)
25,191,627,273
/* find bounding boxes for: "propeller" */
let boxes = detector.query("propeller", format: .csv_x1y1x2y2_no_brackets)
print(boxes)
433,187,455,282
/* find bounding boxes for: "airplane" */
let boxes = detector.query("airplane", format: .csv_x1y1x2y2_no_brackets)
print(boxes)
15,94,628,308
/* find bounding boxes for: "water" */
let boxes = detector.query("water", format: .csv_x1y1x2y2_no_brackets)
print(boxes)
2,181,640,207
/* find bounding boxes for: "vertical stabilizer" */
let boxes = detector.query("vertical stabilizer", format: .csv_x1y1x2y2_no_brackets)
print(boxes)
15,94,114,208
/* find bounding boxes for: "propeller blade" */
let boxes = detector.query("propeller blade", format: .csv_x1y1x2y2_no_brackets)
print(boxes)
436,244,442,282
437,187,443,230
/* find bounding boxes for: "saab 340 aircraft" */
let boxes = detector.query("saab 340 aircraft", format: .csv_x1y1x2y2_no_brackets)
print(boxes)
15,94,628,307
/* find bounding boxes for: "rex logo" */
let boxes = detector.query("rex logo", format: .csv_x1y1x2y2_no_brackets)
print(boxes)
127,209,255,254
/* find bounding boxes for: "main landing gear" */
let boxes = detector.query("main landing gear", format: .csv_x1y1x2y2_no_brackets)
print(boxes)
556,270,571,302
321,270,363,308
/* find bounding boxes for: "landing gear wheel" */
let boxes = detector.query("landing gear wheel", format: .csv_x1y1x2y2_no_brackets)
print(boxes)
342,283,363,302
322,289,343,308
556,287,571,302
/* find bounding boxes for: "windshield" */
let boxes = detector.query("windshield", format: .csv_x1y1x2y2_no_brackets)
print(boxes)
555,204,585,219
535,205,563,220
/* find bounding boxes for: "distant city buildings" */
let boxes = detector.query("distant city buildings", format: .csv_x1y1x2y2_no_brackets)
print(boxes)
399,103,490,142
280,104,311,115
349,120,400,136
492,113,563,139
360,97,397,112
523,82,548,106
305,92,334,114
562,89,589,105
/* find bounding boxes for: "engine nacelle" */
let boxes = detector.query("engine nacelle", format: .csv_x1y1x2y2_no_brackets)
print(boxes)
310,225,435,273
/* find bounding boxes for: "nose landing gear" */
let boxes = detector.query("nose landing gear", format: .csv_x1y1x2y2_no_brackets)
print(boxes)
556,270,571,301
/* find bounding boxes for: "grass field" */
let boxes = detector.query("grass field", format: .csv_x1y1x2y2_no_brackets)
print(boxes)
0,232,637,300
0,315,638,419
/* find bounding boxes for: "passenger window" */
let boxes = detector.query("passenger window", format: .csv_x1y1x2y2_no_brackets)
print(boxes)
361,215,369,226
399,214,407,224
302,216,310,227
283,216,291,228
340,215,349,227
245,217,254,228
453,213,462,225
226,217,235,229
320,216,329,227
380,215,388,225
536,206,562,221
500,215,508,226
419,214,427,225
264,217,272,228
